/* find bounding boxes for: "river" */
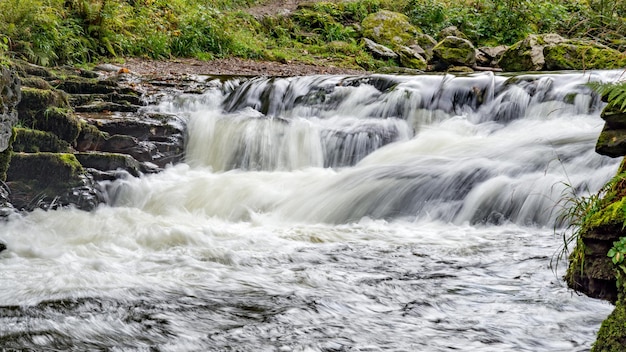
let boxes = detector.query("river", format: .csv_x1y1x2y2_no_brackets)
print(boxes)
0,71,623,351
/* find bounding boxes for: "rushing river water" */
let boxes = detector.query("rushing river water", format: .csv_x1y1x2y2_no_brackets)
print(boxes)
1,71,624,351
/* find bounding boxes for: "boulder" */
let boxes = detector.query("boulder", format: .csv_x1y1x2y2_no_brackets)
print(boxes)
437,26,468,40
477,45,508,67
498,33,566,72
363,38,398,60
415,33,437,61
544,41,626,70
361,10,420,50
596,106,626,157
432,36,476,68
397,46,427,70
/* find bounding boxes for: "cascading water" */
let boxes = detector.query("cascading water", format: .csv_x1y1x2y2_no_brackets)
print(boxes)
0,71,623,351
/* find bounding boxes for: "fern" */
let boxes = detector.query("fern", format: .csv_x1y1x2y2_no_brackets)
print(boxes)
587,80,626,111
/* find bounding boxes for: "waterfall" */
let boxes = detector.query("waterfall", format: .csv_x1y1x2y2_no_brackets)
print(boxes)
115,70,622,226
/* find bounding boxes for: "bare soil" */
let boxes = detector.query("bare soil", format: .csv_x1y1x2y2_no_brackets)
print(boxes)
122,56,366,78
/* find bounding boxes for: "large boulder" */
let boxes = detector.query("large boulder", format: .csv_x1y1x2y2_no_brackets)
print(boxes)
432,36,476,68
498,33,566,72
544,41,626,70
361,10,420,50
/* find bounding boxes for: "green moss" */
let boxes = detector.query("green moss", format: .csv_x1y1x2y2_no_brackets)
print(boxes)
593,298,626,352
12,127,71,153
19,76,52,90
361,10,420,50
7,152,84,187
586,198,626,229
544,43,626,70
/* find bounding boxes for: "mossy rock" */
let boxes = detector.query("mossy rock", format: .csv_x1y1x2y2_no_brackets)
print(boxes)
18,87,68,113
0,147,12,182
361,10,420,50
602,105,626,130
397,46,427,70
20,77,52,90
7,152,84,188
34,107,82,144
75,152,141,177
544,42,626,71
498,33,566,72
593,298,626,351
75,122,108,151
432,36,476,67
596,127,626,158
415,33,437,61
12,127,72,153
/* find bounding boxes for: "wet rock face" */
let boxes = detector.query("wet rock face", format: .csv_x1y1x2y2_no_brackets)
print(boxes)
0,67,21,153
0,66,21,214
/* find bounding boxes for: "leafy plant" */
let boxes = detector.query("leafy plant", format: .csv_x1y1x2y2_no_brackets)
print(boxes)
587,81,626,111
608,236,626,287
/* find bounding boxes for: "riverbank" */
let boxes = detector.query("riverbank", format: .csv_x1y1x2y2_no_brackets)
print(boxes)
121,57,368,77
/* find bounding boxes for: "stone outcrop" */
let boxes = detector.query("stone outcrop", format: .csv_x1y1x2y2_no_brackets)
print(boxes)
566,95,626,350
0,66,21,214
1,60,190,212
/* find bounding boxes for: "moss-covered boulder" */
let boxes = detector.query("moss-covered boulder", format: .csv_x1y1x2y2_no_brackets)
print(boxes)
361,10,420,50
596,106,626,157
498,33,567,72
397,46,427,70
17,86,82,144
432,36,476,68
12,127,72,153
5,152,99,210
544,41,626,71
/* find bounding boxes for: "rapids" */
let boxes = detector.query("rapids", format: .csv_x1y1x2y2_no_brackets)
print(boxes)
1,71,623,351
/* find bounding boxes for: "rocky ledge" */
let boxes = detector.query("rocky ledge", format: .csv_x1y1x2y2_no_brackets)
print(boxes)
0,60,203,214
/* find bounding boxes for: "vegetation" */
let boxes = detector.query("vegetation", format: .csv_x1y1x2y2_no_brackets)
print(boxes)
0,0,623,69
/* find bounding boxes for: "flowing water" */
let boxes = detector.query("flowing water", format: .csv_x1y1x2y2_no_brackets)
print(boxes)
1,71,624,351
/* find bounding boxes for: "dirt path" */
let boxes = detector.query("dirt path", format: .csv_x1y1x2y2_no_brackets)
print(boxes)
122,57,366,78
